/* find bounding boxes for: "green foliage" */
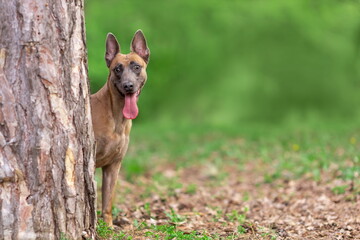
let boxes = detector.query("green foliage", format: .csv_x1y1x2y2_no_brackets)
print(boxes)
96,218,113,239
144,202,152,216
96,218,130,240
237,225,247,234
112,206,122,216
226,208,248,224
86,0,360,125
185,183,197,195
151,172,183,196
60,233,70,240
165,208,186,223
125,221,214,239
149,224,212,239
122,121,360,185
332,185,348,195
340,165,360,181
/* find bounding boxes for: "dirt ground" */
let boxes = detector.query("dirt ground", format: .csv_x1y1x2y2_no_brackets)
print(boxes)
107,161,360,240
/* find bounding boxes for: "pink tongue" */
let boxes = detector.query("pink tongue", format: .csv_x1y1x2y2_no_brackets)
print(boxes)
123,93,139,119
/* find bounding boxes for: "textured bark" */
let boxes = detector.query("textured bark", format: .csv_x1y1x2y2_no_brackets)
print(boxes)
0,0,96,239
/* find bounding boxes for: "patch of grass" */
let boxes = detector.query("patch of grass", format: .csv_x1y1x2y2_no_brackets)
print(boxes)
60,233,70,240
113,232,131,240
226,207,248,224
96,218,115,239
258,226,278,240
166,208,186,224
264,172,282,183
96,218,131,240
112,206,122,216
242,191,250,202
214,171,229,182
128,222,214,239
138,180,158,199
132,219,149,230
331,185,348,195
123,157,149,181
185,183,197,195
152,173,183,196
149,225,212,239
210,206,224,222
261,232,278,240
340,165,360,181
237,225,247,234
126,121,359,184
227,210,245,223
143,202,152,216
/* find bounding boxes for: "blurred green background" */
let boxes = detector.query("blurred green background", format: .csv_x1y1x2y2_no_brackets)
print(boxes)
85,0,360,127
87,2,360,236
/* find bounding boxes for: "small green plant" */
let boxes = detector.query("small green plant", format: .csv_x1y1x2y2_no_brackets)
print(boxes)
96,218,131,240
96,218,113,239
60,233,70,240
152,173,183,196
210,207,224,222
140,183,157,199
185,183,197,195
215,171,229,182
113,231,131,240
133,219,139,228
167,181,183,196
237,225,247,234
149,224,211,239
112,206,122,216
133,219,148,230
242,191,250,202
340,166,360,180
260,232,277,240
332,185,347,195
144,202,151,216
165,208,186,223
144,231,157,238
226,209,246,224
264,172,281,183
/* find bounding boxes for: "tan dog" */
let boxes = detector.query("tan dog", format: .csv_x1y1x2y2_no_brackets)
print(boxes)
90,30,150,226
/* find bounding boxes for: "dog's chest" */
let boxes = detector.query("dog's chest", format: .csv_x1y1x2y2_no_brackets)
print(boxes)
95,120,132,168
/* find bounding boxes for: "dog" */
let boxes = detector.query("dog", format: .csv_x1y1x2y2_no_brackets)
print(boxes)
90,30,150,226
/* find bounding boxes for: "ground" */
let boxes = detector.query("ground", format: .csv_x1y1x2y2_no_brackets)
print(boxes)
95,123,360,239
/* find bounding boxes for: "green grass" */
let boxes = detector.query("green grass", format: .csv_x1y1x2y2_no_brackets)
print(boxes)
185,183,197,195
165,208,186,224
331,185,348,195
60,233,70,240
124,120,360,183
226,207,248,224
96,218,131,240
145,224,213,239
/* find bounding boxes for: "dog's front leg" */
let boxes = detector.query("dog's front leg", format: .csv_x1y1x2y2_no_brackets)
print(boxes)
101,160,122,226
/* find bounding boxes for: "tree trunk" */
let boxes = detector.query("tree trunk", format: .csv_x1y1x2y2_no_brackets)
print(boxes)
0,0,96,239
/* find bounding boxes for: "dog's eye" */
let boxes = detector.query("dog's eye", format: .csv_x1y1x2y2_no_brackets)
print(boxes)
133,65,141,72
114,64,123,74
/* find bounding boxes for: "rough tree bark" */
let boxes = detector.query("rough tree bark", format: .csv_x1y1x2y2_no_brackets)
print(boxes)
0,0,96,239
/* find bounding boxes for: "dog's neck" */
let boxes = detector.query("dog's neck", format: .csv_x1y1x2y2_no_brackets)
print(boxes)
109,80,131,123
97,80,130,130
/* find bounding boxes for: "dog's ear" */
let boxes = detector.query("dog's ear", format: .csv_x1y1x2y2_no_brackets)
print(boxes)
131,30,150,63
105,33,120,68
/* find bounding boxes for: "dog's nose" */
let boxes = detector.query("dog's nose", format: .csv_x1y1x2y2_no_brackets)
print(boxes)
123,82,134,93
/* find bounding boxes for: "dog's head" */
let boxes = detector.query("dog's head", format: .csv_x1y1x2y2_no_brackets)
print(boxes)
105,30,150,119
